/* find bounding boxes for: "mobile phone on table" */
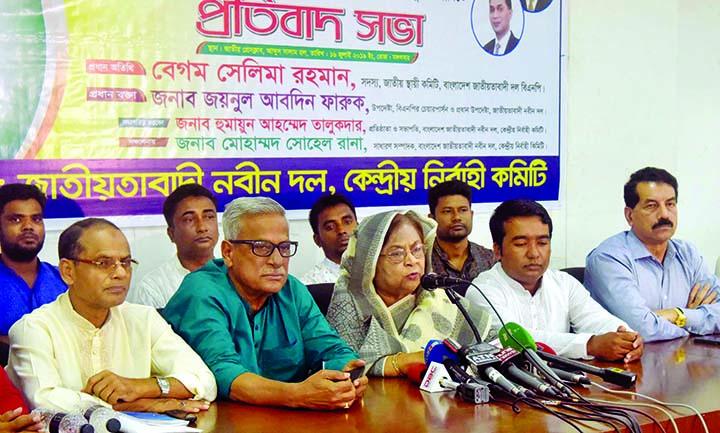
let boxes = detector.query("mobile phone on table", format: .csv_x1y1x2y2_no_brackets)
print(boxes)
163,410,198,423
348,365,365,381
693,335,720,346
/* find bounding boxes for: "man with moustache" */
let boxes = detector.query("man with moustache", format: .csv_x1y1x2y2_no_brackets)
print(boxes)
586,167,720,342
484,0,519,55
0,184,66,337
129,184,219,308
7,218,216,413
301,193,357,285
164,197,368,410
428,181,495,289
467,200,642,362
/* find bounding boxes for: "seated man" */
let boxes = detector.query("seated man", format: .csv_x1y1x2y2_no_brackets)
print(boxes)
428,180,495,285
7,218,216,413
164,197,368,410
586,167,720,342
467,199,643,362
129,184,219,307
0,183,66,337
301,193,357,285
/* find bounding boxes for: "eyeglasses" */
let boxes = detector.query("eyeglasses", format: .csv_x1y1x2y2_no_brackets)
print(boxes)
379,244,425,264
74,257,139,273
227,240,298,257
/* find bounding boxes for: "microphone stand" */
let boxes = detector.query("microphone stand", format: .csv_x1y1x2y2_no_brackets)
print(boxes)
442,286,482,344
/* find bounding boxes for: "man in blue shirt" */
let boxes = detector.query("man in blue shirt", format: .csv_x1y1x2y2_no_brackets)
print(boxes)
0,184,66,336
164,196,367,410
586,167,720,342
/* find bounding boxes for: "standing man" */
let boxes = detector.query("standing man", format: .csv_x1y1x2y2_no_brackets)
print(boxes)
484,0,519,55
164,197,368,410
301,193,357,285
129,184,219,308
586,167,720,342
467,200,643,362
0,183,66,337
428,180,495,286
7,218,216,413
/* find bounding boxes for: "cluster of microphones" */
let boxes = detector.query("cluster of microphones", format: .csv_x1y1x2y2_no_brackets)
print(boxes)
415,273,647,432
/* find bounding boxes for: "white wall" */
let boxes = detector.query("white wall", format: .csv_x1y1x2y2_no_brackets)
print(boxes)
37,1,720,280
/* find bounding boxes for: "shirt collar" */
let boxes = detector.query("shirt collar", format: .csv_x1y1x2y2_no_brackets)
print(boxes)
626,230,677,261
59,291,115,332
495,262,544,296
322,257,340,272
495,31,512,54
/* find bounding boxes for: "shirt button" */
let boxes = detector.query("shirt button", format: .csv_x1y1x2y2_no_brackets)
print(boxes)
255,325,259,331
254,343,259,348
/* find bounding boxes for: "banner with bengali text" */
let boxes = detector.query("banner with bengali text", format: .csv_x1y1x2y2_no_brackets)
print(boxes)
0,0,565,218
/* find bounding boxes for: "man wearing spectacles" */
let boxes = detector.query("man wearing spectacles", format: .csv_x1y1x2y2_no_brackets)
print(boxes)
7,218,217,413
0,183,67,338
164,197,368,410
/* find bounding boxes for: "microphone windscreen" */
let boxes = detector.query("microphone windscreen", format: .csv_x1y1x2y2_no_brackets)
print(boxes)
420,273,439,291
498,322,538,351
424,340,458,365
535,342,557,355
406,363,427,384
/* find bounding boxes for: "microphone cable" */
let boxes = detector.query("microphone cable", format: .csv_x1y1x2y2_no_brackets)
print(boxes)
585,397,677,433
591,381,709,433
561,400,660,433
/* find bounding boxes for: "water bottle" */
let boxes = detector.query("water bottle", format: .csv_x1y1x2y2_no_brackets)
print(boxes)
31,409,95,433
79,405,121,433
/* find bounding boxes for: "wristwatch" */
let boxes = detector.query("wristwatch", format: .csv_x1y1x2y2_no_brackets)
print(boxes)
673,307,687,327
155,376,171,396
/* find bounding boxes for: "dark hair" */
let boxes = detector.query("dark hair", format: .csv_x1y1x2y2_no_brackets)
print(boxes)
58,218,121,260
162,183,218,227
489,199,553,246
0,183,47,215
382,213,424,248
490,0,513,9
428,180,472,215
623,167,678,209
308,193,356,235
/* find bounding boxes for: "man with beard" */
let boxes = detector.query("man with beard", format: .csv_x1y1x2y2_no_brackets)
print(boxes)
428,180,495,291
301,193,357,285
586,167,720,342
0,184,66,336
467,199,643,362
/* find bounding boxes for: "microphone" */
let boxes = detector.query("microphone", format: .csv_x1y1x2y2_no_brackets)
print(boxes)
457,342,529,399
424,339,459,365
500,322,636,389
495,347,560,397
497,323,573,397
536,350,637,389
438,378,490,404
420,273,468,290
550,367,591,385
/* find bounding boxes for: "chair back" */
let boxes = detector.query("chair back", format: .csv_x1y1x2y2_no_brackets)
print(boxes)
560,267,585,285
0,339,9,367
306,283,335,315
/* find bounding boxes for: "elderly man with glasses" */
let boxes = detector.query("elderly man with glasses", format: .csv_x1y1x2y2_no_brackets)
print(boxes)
163,197,368,410
7,218,216,413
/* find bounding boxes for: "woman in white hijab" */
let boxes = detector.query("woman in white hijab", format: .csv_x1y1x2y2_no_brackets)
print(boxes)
327,210,493,377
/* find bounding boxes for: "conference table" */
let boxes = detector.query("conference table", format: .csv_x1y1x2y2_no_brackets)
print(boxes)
194,337,720,433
